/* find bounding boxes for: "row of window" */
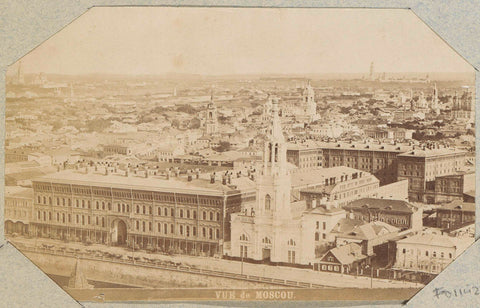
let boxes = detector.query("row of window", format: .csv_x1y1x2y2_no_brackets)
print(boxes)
401,248,453,259
133,221,220,239
35,196,222,221
36,211,106,227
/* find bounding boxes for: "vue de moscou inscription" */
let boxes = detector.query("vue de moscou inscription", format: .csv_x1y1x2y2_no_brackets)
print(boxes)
215,290,295,300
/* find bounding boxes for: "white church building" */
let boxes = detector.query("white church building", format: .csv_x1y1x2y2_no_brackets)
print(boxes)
229,98,337,265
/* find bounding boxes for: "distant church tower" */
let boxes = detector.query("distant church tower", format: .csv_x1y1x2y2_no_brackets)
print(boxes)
302,80,317,120
431,83,440,115
205,89,218,135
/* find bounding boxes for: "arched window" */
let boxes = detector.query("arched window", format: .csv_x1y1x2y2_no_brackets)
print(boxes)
288,239,296,246
180,209,184,218
126,204,129,212
158,207,162,216
56,197,60,205
142,221,146,232
122,204,125,212
102,201,105,210
209,211,213,221
49,197,52,205
187,210,190,219
136,221,139,230
108,202,111,210
96,201,99,209
88,201,91,209
82,200,85,208
265,194,271,211
186,226,190,236
240,234,249,241
203,211,206,220
37,196,41,203
193,210,197,219
136,205,140,213
43,196,46,204
262,237,271,244
143,206,146,214
102,217,105,227
62,213,65,223
171,208,174,216
149,206,152,215
63,198,66,206
216,212,220,221
164,208,168,216
216,229,220,239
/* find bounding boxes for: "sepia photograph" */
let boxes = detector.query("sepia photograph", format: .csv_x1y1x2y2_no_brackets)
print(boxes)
3,7,476,302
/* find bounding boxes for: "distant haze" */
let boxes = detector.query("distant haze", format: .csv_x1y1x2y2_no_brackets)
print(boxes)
8,7,474,76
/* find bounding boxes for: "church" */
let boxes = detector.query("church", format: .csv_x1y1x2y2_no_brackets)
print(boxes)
229,98,330,266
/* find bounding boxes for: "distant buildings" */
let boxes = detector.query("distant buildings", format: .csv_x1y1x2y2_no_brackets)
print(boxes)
452,89,474,123
286,144,322,169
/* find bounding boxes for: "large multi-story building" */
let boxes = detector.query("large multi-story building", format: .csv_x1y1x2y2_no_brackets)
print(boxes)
286,144,322,170
396,146,468,202
30,168,256,257
318,142,414,185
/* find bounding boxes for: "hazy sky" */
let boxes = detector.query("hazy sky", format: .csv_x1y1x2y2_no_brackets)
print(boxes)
9,7,474,75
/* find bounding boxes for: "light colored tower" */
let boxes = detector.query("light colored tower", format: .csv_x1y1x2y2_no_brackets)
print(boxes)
204,89,218,135
302,80,317,120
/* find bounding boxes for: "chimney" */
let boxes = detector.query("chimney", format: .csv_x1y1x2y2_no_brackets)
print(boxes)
311,198,317,209
210,173,216,184
227,173,232,184
105,168,109,176
187,170,192,182
222,174,227,185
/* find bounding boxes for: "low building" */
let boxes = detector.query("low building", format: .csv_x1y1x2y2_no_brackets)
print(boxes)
435,200,475,230
344,198,423,231
314,242,368,273
393,233,472,274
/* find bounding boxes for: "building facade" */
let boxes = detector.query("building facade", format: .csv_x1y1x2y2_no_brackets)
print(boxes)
4,186,34,235
286,145,322,169
30,168,256,257
397,147,468,203
318,142,414,185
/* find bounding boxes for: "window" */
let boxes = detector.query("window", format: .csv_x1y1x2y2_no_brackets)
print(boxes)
171,208,174,216
288,250,296,263
216,212,220,221
187,210,190,219
193,227,197,236
136,221,139,230
402,249,406,254
322,234,326,240
136,205,140,213
288,239,296,246
240,245,248,258
158,208,162,216
426,251,429,256
202,227,206,238
209,228,213,239
316,222,319,229
323,222,326,230
164,224,168,234
203,211,206,220
102,217,105,227
42,196,46,204
193,210,197,219
216,229,220,239
433,251,437,257
143,206,146,214
142,221,146,232
149,222,152,231
240,234,249,241
122,204,125,212
170,224,174,233
180,209,184,218
315,233,319,241
164,208,168,216
186,226,190,236
265,194,271,210
149,206,152,215
76,215,79,224
210,212,213,221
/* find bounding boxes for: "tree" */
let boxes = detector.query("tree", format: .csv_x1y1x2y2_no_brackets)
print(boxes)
171,119,180,128
189,117,201,129
214,141,231,152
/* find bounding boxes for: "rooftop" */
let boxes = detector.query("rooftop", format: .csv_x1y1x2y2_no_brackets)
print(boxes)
317,142,413,153
345,198,418,213
398,147,467,158
291,166,375,188
439,200,475,212
33,169,256,196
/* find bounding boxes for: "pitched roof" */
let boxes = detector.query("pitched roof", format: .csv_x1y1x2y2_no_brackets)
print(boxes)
326,243,367,265
345,198,417,213
439,200,475,212
397,233,457,248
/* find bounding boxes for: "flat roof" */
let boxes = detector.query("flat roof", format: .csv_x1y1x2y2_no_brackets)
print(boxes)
33,169,255,196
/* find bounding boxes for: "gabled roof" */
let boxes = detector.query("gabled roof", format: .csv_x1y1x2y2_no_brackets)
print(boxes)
345,198,417,213
322,243,367,265
439,200,475,212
